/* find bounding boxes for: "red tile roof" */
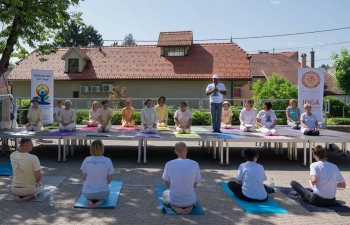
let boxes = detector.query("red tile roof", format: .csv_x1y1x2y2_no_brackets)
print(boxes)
9,43,251,81
250,53,341,95
157,31,193,46
279,51,298,58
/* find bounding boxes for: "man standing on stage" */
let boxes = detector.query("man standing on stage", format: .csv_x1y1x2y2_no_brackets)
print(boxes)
206,74,227,133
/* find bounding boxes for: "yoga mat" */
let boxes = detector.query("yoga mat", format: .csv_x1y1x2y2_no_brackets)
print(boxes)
86,134,110,137
7,176,65,201
80,126,98,131
115,126,139,131
44,130,76,136
44,125,59,130
154,184,204,215
157,126,171,131
173,132,201,138
220,128,240,133
279,188,350,212
74,180,123,209
135,132,160,138
191,127,209,132
0,160,13,176
251,133,292,140
220,182,288,214
212,133,246,139
283,126,301,132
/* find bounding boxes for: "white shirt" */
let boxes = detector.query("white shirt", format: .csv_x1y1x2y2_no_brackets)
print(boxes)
240,108,256,125
206,83,226,103
237,161,267,200
174,109,193,126
141,107,158,125
80,156,115,193
11,151,41,188
301,112,318,133
162,158,202,207
309,161,345,199
256,110,277,128
54,106,65,121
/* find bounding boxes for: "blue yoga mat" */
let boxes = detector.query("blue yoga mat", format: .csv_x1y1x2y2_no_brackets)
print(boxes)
0,160,13,176
220,182,288,214
212,133,246,139
154,184,205,215
74,180,123,209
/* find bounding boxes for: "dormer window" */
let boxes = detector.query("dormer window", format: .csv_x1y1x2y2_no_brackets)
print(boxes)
157,31,193,57
163,46,189,57
68,59,79,73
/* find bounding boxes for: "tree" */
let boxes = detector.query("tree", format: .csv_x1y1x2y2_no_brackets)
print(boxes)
109,85,128,109
54,16,104,47
320,64,330,69
252,73,298,111
122,33,136,46
331,48,350,95
0,0,80,74
111,41,118,46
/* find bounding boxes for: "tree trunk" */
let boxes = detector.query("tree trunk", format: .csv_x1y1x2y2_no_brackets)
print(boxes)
0,15,21,74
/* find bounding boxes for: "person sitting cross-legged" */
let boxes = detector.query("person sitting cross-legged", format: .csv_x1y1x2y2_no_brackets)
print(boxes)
300,103,320,136
286,99,301,129
174,102,193,134
81,140,114,207
140,99,158,133
10,138,42,202
162,142,202,214
121,100,135,127
26,97,43,131
98,100,113,132
256,100,278,136
228,148,268,202
83,101,99,127
58,100,76,131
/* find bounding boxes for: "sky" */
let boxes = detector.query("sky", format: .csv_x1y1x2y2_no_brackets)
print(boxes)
67,0,350,68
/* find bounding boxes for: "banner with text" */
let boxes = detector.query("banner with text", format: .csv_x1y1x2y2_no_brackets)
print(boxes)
31,69,54,125
298,68,325,122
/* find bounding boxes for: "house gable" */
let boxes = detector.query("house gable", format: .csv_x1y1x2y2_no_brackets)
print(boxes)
61,47,90,73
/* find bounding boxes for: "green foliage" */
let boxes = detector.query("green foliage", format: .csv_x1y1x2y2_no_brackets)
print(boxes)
122,33,136,46
76,110,89,124
331,48,350,95
191,110,212,125
252,74,298,111
229,105,241,125
17,99,30,124
323,96,350,118
108,85,128,109
327,118,350,125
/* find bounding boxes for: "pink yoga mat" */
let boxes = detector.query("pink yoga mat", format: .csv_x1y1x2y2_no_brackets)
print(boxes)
220,128,240,133
80,126,98,131
115,126,139,131
135,132,160,138
251,133,292,139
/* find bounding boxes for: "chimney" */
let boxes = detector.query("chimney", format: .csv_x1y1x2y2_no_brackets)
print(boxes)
301,53,307,68
310,50,315,68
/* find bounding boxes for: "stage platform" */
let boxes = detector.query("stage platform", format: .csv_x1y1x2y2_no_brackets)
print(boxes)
0,125,348,166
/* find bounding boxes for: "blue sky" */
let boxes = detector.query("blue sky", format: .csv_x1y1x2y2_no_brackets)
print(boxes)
71,0,350,67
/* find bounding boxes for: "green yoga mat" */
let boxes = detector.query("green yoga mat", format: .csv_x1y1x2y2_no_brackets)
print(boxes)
190,127,209,132
173,132,201,138
44,125,59,129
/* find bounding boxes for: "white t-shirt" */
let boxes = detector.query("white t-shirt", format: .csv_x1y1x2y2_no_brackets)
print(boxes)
256,110,277,128
206,83,226,103
309,161,345,199
54,106,65,121
80,156,115,193
236,161,267,200
239,108,256,125
162,158,202,207
301,112,318,133
174,109,194,126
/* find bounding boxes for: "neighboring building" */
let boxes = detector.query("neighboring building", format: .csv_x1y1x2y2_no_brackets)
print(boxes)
9,31,251,109
0,70,12,94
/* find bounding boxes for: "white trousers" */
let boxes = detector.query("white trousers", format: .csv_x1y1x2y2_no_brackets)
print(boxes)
98,124,111,132
26,124,43,131
260,128,278,136
140,125,158,133
59,123,76,131
221,122,232,129
240,125,254,132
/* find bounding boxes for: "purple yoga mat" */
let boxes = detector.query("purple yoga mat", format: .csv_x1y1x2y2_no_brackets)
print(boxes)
135,132,160,138
220,128,240,133
44,130,77,136
283,126,301,132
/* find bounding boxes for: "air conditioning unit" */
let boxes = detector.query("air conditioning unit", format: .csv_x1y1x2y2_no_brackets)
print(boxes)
91,86,101,93
80,86,89,93
102,84,114,92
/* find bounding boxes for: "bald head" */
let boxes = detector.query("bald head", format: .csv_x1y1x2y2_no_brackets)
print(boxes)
175,142,187,154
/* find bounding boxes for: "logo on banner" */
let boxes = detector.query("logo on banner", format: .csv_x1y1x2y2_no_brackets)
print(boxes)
302,71,321,88
35,84,51,105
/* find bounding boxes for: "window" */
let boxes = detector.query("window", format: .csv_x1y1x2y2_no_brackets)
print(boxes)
68,59,79,73
73,91,79,98
163,46,188,57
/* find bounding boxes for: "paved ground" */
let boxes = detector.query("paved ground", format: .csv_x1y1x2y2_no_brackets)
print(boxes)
0,140,349,225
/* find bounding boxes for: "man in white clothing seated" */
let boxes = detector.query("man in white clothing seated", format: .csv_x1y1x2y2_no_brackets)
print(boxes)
140,99,158,134
162,142,202,214
58,100,76,131
26,97,43,131
98,100,113,132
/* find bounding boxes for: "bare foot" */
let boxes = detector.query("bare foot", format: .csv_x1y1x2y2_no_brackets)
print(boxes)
87,199,94,207
13,195,21,203
93,200,105,207
171,206,185,214
183,205,194,214
20,194,34,202
298,195,305,201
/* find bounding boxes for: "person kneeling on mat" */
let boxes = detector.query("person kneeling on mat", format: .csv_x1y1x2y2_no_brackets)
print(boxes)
162,142,201,214
174,102,193,134
11,138,42,202
290,145,346,207
80,140,115,207
26,97,43,131
58,100,76,131
228,148,268,202
300,103,320,136
140,99,158,133
98,100,113,132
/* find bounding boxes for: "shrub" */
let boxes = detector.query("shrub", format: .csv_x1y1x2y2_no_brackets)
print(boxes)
191,110,211,125
327,118,350,125
17,99,30,124
323,96,350,118
76,110,89,124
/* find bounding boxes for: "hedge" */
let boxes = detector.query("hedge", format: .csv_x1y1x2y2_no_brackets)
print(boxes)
327,118,350,125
